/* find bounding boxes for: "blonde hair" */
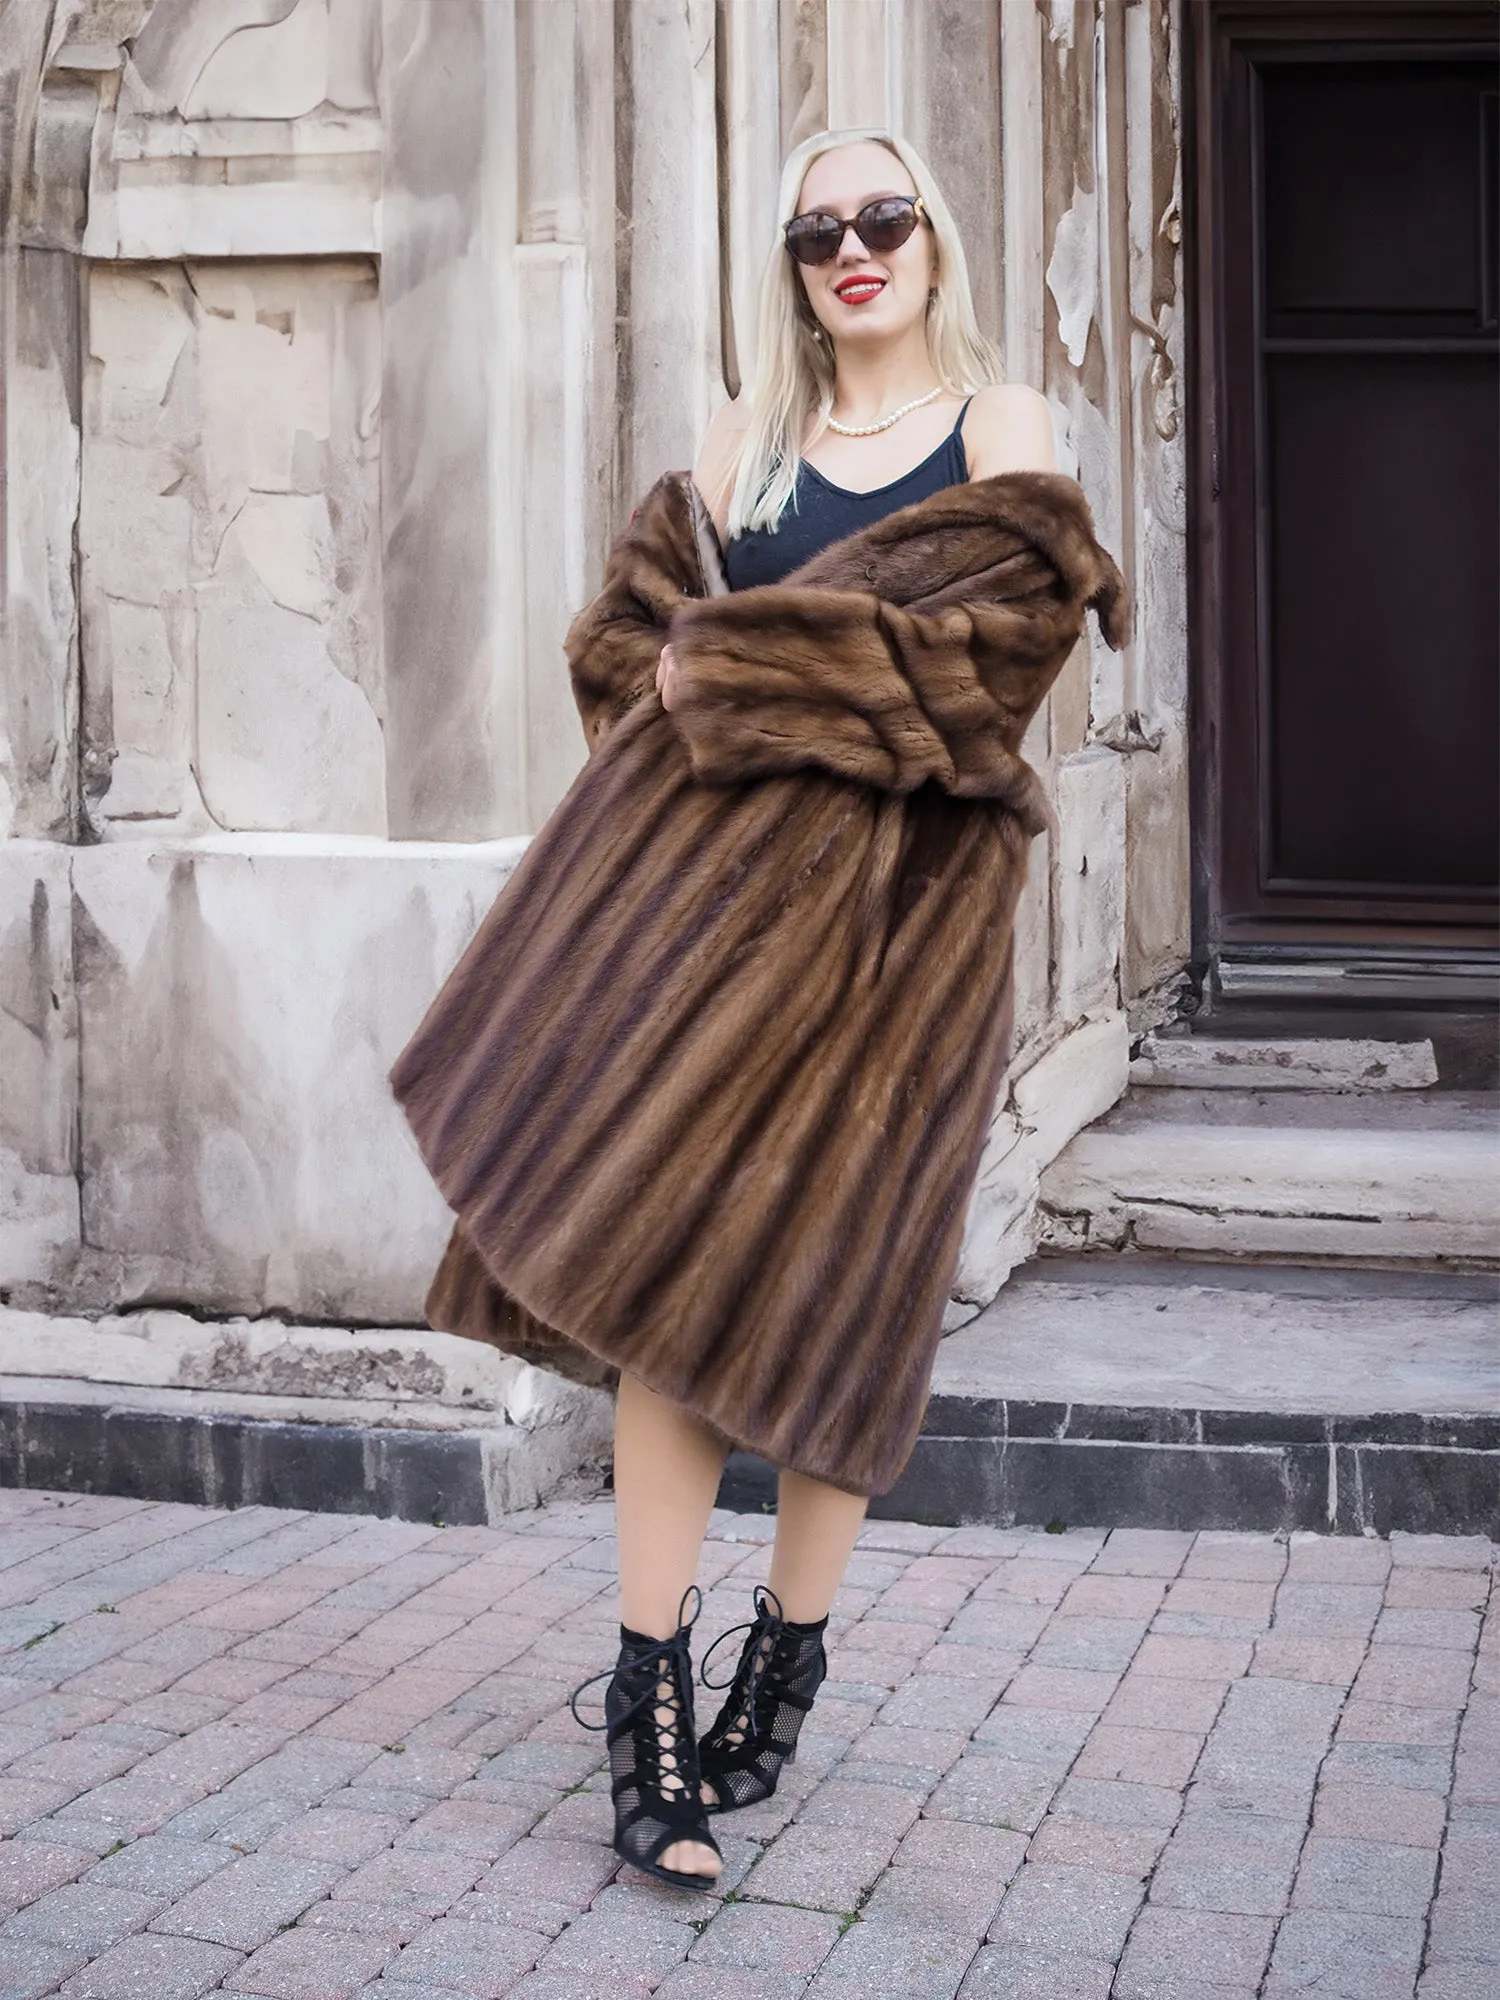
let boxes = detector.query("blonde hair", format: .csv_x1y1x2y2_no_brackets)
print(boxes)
723,129,1005,540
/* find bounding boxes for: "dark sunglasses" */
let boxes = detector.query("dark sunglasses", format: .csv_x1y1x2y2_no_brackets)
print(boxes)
783,195,928,267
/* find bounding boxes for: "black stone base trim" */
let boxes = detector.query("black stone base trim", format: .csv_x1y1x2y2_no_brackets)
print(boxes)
719,1427,1500,1537
6,1390,1494,1538
0,1397,491,1526
922,1395,1500,1453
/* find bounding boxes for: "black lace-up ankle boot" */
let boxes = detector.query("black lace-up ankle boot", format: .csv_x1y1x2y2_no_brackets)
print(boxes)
570,1587,722,1890
696,1586,828,1813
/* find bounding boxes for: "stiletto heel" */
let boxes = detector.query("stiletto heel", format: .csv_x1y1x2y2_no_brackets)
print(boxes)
570,1586,722,1891
696,1586,827,1813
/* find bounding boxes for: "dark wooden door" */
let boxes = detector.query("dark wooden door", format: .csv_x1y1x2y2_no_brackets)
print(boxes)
1191,3,1499,959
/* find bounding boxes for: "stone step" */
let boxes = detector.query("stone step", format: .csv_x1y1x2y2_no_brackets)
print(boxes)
0,1372,610,1526
720,1258,1500,1537
1130,1033,1438,1092
1036,1087,1500,1264
6,1264,1495,1539
0,1304,613,1525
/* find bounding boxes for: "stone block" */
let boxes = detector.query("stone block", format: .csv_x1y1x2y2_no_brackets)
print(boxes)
516,243,591,831
805,1914,977,1996
1113,1907,1273,1999
690,1901,844,1975
952,1014,1129,1305
957,1943,1113,1999
380,1917,543,1995
80,260,385,840
1425,1886,1500,1966
1071,1725,1202,1788
0,1840,92,1916
1051,748,1125,1025
2,246,82,841
924,1758,1059,1834
148,1855,345,1952
0,1939,91,2000
1292,1836,1438,1918
1104,1676,1226,1734
987,1860,1143,1959
1040,1099,1500,1262
6,1882,163,1952
65,834,526,1320
0,1307,523,1414
1122,729,1191,1011
859,1863,1010,1938
84,116,382,262
1000,1665,1121,1715
1266,1910,1425,2000
1024,1815,1165,1878
740,1823,896,1915
0,842,80,1295
328,1848,482,1916
59,1931,243,2000
1313,1782,1446,1848
1132,1035,1439,1093
379,0,526,843
1049,1777,1181,1833
1148,1809,1304,1916
1027,1616,1149,1675
537,1898,697,1981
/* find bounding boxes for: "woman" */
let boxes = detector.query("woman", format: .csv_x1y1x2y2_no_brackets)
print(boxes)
389,128,1125,1893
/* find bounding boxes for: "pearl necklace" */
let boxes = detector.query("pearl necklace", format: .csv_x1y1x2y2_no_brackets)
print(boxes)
826,385,943,437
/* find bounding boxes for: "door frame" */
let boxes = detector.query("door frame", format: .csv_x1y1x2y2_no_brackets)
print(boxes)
1185,0,1500,983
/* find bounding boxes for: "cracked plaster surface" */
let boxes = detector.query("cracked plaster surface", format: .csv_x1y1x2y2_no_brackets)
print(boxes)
81,258,384,838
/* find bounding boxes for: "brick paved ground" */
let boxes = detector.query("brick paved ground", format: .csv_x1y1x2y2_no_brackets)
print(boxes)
0,1488,1494,2000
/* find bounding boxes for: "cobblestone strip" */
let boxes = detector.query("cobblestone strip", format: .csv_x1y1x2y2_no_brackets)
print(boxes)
0,1492,1494,2000
1416,1546,1499,2000
1258,1534,1487,2000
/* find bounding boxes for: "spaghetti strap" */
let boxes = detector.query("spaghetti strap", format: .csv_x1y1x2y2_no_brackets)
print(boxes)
952,394,976,483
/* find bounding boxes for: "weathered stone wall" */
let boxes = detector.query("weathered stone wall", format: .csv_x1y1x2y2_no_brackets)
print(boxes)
1,3,1190,1416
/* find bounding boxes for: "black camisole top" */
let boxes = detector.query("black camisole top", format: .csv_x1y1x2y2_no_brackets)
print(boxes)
723,395,974,592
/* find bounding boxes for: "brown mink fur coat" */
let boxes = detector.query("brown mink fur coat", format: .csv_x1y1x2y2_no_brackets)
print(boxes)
388,466,1126,1497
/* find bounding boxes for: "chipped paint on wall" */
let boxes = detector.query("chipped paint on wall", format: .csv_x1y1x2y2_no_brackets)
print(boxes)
1047,183,1099,368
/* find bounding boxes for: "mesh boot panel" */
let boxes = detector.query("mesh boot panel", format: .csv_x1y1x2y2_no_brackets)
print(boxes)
699,1589,828,1813
570,1601,721,1888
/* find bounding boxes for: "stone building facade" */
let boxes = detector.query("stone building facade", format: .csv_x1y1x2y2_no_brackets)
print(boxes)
1,0,1187,1486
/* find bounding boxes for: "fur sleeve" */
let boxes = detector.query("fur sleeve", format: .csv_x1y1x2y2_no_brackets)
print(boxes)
663,584,1086,829
564,474,704,749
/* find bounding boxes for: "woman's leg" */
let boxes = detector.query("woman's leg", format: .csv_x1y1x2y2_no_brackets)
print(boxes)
612,1372,730,1879
696,1467,867,1806
768,1467,869,1621
614,1372,729,1635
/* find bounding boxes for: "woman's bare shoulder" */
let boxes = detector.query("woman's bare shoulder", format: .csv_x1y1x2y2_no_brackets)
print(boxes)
964,383,1058,478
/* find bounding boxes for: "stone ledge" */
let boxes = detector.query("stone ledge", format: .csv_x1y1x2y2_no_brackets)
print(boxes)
0,1373,612,1524
723,1258,1500,1536
1131,1033,1439,1092
722,1434,1498,1539
0,1304,544,1419
1039,1089,1500,1262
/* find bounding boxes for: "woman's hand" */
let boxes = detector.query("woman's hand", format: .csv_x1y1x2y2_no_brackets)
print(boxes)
655,642,680,710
